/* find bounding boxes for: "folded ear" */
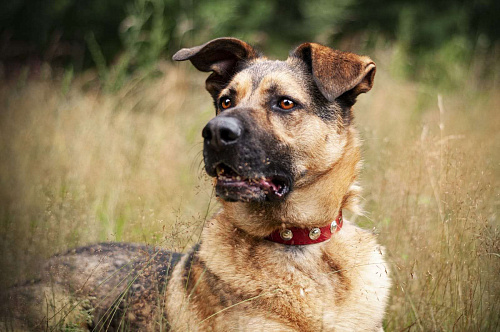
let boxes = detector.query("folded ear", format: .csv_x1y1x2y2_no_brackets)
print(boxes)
291,43,376,104
173,37,259,99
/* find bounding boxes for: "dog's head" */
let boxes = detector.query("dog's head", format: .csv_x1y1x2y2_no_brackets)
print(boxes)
174,38,374,227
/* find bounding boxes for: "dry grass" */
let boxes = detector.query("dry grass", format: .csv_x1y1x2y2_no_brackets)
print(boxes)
355,68,500,330
0,57,499,330
0,64,216,288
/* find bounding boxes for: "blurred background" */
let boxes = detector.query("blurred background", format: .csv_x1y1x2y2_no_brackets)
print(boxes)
0,0,499,330
1,0,499,86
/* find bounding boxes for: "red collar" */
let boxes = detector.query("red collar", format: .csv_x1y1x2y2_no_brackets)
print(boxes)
265,211,343,245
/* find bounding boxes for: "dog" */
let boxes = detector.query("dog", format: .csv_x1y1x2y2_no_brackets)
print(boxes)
3,38,390,331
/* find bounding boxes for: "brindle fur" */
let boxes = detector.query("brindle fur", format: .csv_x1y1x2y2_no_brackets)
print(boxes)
2,38,390,331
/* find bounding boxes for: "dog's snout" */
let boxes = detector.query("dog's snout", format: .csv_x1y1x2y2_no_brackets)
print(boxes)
203,117,242,149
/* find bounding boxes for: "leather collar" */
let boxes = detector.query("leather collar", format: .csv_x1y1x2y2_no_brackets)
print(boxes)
264,211,343,245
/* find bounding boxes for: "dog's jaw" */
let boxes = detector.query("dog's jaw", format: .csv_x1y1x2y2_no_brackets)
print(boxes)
212,163,291,202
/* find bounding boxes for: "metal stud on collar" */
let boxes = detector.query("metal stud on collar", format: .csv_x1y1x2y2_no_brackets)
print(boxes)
309,227,321,240
330,220,337,233
331,215,343,232
280,229,293,241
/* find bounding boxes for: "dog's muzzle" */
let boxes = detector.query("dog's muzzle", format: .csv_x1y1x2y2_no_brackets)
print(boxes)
202,114,291,202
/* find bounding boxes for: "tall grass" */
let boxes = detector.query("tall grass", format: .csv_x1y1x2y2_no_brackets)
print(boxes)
0,52,499,330
355,67,500,330
0,64,216,288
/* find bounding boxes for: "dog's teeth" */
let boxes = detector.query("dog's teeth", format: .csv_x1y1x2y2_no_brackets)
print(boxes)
236,176,241,181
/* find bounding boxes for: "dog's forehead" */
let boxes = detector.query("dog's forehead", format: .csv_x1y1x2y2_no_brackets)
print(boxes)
228,60,307,98
244,59,298,79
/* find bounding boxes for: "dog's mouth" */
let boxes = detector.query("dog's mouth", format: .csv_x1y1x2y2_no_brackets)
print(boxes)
214,163,290,202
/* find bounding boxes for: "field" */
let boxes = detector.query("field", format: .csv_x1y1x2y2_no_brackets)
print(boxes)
0,51,499,330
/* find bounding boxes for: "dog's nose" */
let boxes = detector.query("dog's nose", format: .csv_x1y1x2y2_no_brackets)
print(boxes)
202,116,242,149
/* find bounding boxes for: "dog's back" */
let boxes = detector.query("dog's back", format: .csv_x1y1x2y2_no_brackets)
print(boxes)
3,243,181,331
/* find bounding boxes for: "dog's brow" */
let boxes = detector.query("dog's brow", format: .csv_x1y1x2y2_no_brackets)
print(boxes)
258,75,308,102
218,87,237,100
263,83,279,95
222,71,254,100
261,82,288,98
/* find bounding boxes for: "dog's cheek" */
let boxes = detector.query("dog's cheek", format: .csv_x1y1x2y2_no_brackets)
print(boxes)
270,113,344,173
321,131,348,166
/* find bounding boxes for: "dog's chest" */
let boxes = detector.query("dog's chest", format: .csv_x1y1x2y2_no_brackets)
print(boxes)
198,235,388,331
168,223,390,331
204,250,386,332
264,248,382,330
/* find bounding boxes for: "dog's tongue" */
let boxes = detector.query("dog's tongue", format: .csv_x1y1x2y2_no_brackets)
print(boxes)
259,178,283,197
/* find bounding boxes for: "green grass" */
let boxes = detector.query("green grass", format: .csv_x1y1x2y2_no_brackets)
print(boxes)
0,50,499,330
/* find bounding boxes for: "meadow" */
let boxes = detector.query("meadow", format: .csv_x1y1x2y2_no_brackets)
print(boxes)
0,48,499,330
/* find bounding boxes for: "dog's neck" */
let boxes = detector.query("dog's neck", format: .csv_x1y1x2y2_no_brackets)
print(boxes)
219,128,361,238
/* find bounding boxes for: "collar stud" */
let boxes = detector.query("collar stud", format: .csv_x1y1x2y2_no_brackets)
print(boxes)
280,229,293,241
309,227,321,240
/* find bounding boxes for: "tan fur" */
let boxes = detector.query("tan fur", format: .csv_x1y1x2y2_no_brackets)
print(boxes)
166,215,390,331
165,39,391,331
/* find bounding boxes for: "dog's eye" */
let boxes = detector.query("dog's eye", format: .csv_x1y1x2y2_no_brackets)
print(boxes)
220,98,232,110
278,98,295,110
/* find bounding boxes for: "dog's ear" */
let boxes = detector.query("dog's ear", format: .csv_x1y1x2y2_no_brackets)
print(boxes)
291,43,375,105
173,38,259,99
